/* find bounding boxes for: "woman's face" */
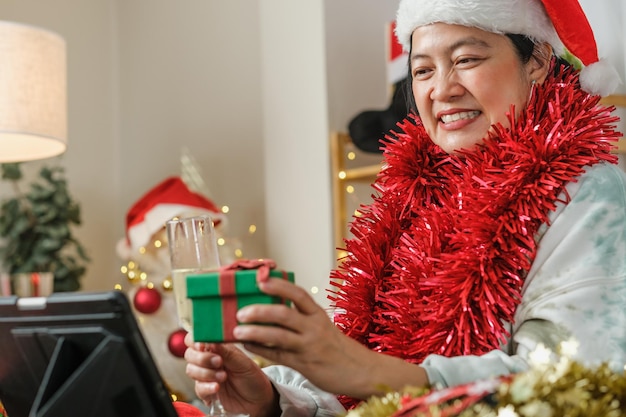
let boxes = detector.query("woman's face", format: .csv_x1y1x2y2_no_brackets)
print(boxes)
410,23,538,153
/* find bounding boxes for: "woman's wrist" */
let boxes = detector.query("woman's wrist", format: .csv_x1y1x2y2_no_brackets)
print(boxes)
350,349,429,399
255,383,281,417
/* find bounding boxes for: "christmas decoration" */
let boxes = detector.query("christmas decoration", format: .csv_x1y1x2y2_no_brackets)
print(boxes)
0,400,6,417
115,152,263,402
116,175,226,402
330,65,619,409
168,329,188,358
342,343,626,417
133,286,162,314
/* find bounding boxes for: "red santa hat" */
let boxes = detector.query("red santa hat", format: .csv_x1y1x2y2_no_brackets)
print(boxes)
395,0,621,96
121,177,224,256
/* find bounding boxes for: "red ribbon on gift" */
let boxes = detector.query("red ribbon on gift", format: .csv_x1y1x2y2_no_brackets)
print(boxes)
218,258,287,340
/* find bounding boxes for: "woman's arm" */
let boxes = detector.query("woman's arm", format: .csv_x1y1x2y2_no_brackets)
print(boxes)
234,279,429,400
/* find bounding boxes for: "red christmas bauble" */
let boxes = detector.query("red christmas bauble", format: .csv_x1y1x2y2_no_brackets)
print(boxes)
168,329,188,357
133,286,162,314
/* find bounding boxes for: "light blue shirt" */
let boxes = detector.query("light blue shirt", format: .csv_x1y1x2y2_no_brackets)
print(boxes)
264,163,626,416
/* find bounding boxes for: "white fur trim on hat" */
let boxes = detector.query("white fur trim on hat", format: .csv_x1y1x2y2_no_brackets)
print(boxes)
395,0,621,96
395,0,563,54
127,204,224,255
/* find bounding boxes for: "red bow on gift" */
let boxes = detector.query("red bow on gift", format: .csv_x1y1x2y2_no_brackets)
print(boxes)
215,258,287,342
219,258,277,284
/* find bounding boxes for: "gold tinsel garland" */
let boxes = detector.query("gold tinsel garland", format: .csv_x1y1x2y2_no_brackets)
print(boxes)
344,344,626,417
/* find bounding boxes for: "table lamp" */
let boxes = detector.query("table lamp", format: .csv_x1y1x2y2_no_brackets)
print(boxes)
0,21,67,162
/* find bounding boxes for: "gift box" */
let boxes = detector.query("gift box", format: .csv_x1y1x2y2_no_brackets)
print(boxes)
186,259,294,342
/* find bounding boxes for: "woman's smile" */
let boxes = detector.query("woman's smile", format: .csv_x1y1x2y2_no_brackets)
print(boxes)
438,110,482,128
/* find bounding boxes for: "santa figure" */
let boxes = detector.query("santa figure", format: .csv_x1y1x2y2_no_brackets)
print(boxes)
116,176,225,402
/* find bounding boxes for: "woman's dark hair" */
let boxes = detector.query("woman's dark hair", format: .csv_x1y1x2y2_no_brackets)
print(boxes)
506,34,536,64
404,33,570,112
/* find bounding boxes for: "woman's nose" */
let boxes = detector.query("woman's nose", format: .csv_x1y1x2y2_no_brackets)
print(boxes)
430,70,464,101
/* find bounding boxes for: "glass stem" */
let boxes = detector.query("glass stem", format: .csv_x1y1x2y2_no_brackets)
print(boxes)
209,393,227,416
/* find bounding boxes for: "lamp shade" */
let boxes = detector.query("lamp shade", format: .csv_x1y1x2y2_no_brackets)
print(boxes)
0,21,67,162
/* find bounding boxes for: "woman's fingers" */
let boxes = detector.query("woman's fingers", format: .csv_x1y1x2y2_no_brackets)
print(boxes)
257,277,321,315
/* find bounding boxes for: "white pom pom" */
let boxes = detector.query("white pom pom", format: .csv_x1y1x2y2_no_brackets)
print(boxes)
579,59,622,97
116,237,132,260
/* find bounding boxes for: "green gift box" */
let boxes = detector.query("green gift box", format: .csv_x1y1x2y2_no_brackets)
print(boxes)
186,260,294,342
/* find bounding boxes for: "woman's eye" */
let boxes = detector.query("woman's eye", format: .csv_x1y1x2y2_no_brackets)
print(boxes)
456,57,481,66
412,68,432,79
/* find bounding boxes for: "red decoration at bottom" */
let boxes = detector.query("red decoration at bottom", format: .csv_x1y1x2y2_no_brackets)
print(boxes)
173,401,205,417
168,329,188,358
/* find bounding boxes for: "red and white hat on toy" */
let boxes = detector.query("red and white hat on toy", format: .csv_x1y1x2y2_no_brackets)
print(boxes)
395,0,621,96
122,177,224,256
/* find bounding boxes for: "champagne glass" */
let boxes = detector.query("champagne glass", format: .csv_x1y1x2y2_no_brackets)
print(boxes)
166,215,244,417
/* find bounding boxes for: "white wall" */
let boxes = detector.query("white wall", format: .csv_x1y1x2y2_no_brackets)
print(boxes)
259,1,331,307
115,1,267,268
258,0,400,308
0,0,400,309
0,0,120,292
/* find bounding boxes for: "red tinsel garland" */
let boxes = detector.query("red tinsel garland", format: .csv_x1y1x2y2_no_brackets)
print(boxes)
328,67,619,408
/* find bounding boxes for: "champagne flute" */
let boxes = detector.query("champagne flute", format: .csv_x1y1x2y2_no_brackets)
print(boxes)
166,215,244,417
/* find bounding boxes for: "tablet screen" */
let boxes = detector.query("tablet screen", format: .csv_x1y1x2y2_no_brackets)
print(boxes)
0,290,178,417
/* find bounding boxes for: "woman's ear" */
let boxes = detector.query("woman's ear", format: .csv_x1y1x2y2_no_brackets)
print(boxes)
528,42,553,84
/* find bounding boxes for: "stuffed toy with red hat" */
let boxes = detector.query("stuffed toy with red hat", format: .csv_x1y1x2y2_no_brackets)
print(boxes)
116,176,226,403
119,176,224,259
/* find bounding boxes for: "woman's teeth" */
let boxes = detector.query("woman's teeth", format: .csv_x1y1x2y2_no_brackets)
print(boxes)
440,110,481,124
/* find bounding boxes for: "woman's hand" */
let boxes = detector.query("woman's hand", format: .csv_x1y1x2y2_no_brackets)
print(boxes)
232,278,428,399
184,336,279,417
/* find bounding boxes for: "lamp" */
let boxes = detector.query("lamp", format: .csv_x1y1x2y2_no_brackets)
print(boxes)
0,21,67,162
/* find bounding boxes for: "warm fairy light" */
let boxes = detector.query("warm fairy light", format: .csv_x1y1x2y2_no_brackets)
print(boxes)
235,248,243,258
310,286,319,294
221,205,230,214
128,261,136,269
140,272,148,280
346,185,355,194
248,224,257,234
154,239,162,248
146,282,154,289
162,277,173,291
338,171,347,179
121,265,128,274
139,246,146,254
347,151,356,160
114,283,122,290
354,209,361,217
128,271,137,279
217,237,226,246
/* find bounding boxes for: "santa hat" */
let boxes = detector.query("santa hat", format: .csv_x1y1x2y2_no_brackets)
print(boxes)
122,177,224,256
395,0,621,96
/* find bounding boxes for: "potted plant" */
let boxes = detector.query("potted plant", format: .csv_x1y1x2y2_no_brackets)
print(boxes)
0,162,90,292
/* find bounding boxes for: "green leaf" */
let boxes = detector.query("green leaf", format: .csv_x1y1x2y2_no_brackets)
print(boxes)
1,163,23,181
